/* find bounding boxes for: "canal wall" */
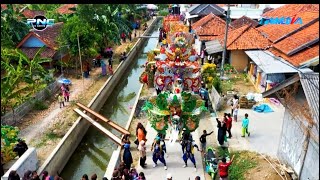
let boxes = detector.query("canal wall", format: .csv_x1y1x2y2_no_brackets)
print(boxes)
36,17,161,176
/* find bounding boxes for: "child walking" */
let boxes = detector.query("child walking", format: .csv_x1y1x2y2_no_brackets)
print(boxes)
241,113,251,137
233,105,239,122
58,93,64,108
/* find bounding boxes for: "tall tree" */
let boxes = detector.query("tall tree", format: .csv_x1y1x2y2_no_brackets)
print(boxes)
76,4,132,47
1,4,30,48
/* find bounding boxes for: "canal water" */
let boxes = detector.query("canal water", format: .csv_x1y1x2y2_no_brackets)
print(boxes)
60,25,160,179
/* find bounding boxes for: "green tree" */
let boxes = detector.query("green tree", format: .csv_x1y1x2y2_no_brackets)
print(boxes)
76,4,132,47
1,4,30,48
58,15,101,57
1,47,52,115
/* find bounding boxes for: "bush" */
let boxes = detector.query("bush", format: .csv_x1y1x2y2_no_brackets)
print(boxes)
34,100,48,110
213,77,222,93
159,10,169,16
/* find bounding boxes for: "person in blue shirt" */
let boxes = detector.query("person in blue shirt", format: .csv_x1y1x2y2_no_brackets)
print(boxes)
199,84,209,108
241,113,251,137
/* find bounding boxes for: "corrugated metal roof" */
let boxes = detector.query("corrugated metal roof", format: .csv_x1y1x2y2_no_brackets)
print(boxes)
205,40,223,54
245,50,298,74
189,4,225,16
299,73,319,128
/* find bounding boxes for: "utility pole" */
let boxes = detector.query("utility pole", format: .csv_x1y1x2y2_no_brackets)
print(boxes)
77,33,84,90
220,4,230,79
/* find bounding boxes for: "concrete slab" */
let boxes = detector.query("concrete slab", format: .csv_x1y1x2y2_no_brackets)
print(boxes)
212,103,285,157
135,122,205,180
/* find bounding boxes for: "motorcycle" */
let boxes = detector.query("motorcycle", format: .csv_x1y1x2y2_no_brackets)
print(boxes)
204,146,218,180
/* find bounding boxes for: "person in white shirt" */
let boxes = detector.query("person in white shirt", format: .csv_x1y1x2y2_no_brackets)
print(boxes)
231,95,239,115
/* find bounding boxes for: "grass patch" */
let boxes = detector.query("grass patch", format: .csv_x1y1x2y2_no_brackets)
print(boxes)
229,151,258,180
33,100,49,110
46,132,59,140
216,146,230,158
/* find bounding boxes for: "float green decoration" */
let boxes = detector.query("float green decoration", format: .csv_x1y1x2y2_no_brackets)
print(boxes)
142,91,207,133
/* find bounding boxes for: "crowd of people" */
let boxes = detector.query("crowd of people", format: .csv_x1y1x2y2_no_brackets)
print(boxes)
7,170,64,180
215,94,251,147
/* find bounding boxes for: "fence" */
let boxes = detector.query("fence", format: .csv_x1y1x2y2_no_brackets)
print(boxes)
209,85,222,111
1,75,62,126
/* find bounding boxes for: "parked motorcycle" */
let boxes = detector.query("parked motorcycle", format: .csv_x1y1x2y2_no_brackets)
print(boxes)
204,146,219,179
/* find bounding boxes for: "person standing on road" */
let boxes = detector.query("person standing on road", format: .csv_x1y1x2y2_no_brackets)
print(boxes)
199,85,209,109
241,113,251,137
151,139,167,170
136,123,147,145
138,140,147,168
199,130,213,152
226,114,233,138
182,140,200,171
233,105,239,122
216,118,227,146
231,95,239,115
218,155,235,180
123,143,133,169
101,60,107,76
58,93,64,108
13,139,28,157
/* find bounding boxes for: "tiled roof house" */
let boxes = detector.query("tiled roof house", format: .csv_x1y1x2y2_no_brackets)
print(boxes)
257,4,319,69
192,13,233,41
230,15,259,29
16,22,67,69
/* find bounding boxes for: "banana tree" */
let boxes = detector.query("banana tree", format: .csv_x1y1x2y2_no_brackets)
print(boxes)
1,47,52,115
1,4,30,48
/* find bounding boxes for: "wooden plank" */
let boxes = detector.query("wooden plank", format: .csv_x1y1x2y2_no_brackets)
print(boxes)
74,108,122,146
76,103,130,135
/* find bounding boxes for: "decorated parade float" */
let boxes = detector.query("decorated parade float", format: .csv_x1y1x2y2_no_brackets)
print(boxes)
139,20,207,143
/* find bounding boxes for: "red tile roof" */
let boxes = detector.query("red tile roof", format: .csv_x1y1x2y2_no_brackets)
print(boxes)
269,44,319,67
199,36,218,41
56,4,77,15
20,47,56,59
1,4,7,10
192,13,232,36
257,11,319,42
22,9,45,18
262,4,319,17
230,15,259,29
273,21,319,55
213,24,271,50
1,5,45,18
30,22,64,49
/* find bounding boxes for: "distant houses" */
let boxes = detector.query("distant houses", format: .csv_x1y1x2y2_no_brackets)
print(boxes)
189,4,319,93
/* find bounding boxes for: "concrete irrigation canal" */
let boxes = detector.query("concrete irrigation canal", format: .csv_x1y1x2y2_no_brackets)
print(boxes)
36,17,161,179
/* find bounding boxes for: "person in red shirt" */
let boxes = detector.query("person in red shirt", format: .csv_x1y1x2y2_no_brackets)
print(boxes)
218,155,235,180
226,113,233,138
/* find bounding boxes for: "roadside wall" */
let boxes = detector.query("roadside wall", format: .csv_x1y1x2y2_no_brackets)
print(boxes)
1,148,38,180
277,88,319,180
1,75,62,126
209,85,222,111
37,17,161,176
